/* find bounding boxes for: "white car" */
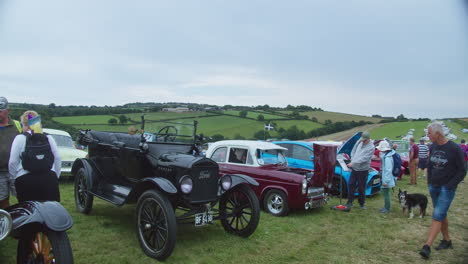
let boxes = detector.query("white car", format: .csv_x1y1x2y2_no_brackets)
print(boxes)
43,128,87,176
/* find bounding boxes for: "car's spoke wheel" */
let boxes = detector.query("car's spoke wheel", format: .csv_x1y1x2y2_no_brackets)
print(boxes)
74,168,93,214
17,229,74,264
220,185,260,237
136,190,176,260
263,189,289,216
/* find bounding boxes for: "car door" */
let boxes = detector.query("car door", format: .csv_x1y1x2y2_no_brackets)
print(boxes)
289,144,314,169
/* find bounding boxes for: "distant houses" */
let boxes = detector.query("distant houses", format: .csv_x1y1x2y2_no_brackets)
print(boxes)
162,107,190,112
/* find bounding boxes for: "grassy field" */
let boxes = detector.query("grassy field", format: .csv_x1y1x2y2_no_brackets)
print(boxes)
69,115,323,139
369,121,430,140
223,110,289,120
369,120,467,144
53,115,118,125
1,175,466,264
53,112,218,125
280,111,383,123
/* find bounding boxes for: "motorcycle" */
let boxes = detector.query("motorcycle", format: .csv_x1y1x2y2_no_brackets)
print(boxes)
0,201,74,264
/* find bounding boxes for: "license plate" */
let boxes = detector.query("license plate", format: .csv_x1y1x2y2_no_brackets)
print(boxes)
194,212,213,227
373,178,381,185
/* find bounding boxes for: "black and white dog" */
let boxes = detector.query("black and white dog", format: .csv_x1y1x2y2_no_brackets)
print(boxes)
398,189,428,219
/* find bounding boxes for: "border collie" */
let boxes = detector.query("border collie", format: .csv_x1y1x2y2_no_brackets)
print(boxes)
398,189,428,219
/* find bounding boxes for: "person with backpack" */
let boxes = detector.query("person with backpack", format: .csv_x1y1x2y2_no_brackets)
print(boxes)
8,110,61,202
376,140,395,213
0,96,22,209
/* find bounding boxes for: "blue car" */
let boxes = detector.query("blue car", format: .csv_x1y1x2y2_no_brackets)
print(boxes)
273,132,381,197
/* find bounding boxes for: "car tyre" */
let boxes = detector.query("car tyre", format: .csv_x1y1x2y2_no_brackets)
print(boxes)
263,189,289,216
136,190,177,260
17,228,74,264
219,184,260,237
74,168,94,214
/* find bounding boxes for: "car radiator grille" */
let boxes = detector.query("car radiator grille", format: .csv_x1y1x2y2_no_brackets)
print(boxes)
188,166,219,203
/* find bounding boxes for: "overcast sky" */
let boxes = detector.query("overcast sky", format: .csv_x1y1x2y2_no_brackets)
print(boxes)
0,0,467,118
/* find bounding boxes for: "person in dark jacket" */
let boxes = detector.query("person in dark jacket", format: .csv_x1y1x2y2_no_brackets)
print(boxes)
0,96,22,209
419,122,466,259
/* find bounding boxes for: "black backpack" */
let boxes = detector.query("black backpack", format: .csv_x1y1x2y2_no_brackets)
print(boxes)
21,133,54,173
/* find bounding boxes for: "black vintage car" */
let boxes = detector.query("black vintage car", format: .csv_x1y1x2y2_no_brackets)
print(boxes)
72,119,260,260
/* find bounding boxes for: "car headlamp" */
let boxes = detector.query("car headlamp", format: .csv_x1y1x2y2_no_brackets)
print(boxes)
220,175,232,191
0,209,12,241
179,175,193,194
302,178,307,195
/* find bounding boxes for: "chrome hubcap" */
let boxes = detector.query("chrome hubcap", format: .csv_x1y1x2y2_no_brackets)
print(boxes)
268,194,283,214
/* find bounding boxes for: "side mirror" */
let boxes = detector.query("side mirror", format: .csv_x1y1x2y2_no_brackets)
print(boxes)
310,155,314,160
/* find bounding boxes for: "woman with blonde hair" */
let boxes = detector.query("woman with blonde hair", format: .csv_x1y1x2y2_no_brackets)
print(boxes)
8,110,62,202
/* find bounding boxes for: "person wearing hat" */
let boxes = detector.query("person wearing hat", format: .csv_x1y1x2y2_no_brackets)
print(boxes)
128,125,138,135
376,140,396,213
345,131,375,209
0,97,22,209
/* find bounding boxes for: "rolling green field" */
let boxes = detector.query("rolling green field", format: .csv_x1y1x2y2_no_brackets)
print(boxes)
223,110,289,120
280,111,383,123
68,115,323,139
1,176,466,263
53,112,218,125
54,115,118,125
369,121,430,140
369,120,467,143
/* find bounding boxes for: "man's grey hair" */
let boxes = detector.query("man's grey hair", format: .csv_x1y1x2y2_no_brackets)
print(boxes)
427,122,445,136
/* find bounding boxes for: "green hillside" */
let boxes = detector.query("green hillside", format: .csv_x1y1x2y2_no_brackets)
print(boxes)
280,110,382,123
53,115,117,125
223,110,289,120
369,120,466,143
69,115,323,139
53,112,218,125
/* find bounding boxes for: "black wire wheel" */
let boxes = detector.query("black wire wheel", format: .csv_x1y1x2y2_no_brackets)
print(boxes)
219,184,260,237
136,190,177,260
263,189,289,216
74,168,94,214
17,229,74,264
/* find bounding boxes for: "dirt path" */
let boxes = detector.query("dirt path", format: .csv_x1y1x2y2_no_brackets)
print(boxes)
307,123,384,142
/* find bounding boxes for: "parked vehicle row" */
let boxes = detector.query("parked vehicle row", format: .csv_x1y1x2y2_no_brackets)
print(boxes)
32,119,391,261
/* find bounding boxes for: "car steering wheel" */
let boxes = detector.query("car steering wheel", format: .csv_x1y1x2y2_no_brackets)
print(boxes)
156,126,178,142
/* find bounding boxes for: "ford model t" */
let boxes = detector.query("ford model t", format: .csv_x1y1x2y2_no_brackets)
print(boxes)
72,118,260,260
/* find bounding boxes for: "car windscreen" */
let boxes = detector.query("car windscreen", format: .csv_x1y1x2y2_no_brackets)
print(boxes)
257,149,287,165
49,134,75,148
